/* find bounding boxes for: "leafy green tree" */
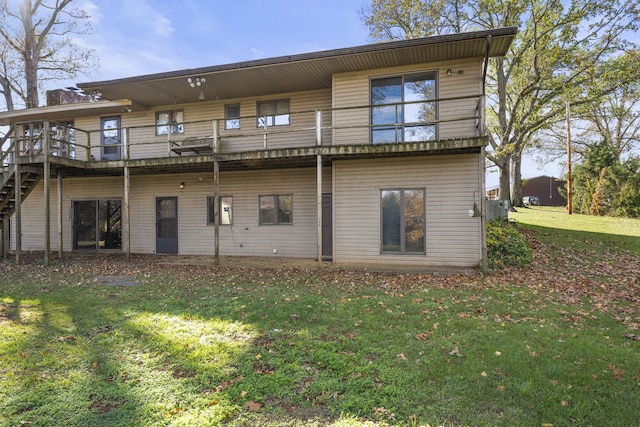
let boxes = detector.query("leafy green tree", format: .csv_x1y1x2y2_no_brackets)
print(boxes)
0,0,96,110
571,140,640,217
361,0,639,206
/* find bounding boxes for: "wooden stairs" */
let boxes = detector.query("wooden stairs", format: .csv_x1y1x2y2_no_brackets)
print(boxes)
0,165,43,231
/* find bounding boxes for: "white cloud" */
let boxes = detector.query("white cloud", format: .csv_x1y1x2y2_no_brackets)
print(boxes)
122,1,174,38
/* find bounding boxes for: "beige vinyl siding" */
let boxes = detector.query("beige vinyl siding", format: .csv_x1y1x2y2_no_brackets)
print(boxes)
72,90,331,161
332,59,483,145
11,176,125,251
333,154,482,267
12,167,329,258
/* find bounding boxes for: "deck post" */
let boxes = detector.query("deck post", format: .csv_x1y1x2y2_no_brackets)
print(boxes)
14,124,21,265
213,119,220,266
212,119,220,153
44,121,51,266
316,110,323,146
213,159,220,265
1,218,8,259
57,169,63,259
480,146,488,274
316,167,323,264
123,128,131,262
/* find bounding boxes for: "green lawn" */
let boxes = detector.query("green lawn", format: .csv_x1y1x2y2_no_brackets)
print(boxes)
1,210,639,426
510,206,640,254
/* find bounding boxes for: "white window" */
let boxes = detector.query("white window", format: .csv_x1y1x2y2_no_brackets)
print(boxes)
156,110,184,135
257,99,290,127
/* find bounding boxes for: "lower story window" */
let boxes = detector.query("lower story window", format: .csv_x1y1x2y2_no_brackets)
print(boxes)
207,196,233,225
381,189,425,254
259,194,292,224
73,199,122,250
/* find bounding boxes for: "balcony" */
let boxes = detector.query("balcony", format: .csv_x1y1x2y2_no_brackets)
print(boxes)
2,95,487,174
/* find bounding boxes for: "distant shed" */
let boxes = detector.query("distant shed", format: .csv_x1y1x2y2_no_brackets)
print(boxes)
522,175,566,207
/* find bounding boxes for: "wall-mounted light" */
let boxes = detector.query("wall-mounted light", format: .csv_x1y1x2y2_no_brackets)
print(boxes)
447,68,452,76
187,76,206,87
179,182,185,189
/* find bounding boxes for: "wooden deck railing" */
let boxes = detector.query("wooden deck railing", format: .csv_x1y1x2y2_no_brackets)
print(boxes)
1,94,486,164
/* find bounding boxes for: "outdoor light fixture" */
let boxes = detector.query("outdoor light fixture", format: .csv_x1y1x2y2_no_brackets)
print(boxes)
187,76,206,87
90,90,102,102
446,68,452,76
179,182,185,189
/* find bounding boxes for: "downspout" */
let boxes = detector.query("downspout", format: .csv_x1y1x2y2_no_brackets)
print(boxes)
480,35,492,274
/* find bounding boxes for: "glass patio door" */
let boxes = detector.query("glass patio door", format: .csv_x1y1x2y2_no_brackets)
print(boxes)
73,200,122,250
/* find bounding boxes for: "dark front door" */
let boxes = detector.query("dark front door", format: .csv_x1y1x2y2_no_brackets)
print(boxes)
322,193,332,259
156,197,178,254
101,116,121,160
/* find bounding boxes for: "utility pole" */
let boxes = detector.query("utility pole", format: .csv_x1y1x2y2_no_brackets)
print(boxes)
566,101,572,215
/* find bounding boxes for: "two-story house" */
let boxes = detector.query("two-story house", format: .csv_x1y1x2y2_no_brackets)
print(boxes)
0,27,516,270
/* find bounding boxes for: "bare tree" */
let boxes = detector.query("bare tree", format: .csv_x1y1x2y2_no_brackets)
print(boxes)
0,0,97,110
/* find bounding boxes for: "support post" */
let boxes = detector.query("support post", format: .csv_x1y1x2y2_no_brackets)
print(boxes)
57,169,63,259
480,146,488,274
213,159,220,266
317,154,323,265
315,110,323,146
14,127,21,265
2,218,8,259
44,121,51,266
123,128,131,261
212,119,220,153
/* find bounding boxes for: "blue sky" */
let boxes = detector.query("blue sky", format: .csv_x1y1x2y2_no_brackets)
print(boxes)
75,0,371,82
65,0,562,184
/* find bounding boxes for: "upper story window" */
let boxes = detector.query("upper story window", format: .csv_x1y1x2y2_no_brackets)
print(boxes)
371,72,437,144
156,110,184,135
257,99,290,127
225,104,241,130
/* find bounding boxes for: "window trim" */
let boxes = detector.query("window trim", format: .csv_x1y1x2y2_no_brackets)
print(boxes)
259,194,293,225
155,110,185,135
256,99,290,128
370,71,438,144
207,195,233,225
380,188,426,255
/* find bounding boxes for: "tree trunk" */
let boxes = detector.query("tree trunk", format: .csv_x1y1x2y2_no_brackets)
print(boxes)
0,75,14,111
498,155,511,205
511,154,524,207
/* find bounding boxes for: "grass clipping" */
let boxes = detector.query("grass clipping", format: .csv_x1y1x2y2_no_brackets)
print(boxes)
487,219,533,270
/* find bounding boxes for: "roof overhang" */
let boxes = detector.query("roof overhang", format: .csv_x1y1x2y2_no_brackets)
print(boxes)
0,99,134,126
0,27,516,124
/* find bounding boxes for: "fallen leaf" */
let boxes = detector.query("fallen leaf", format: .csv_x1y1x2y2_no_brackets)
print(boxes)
246,401,263,412
396,353,407,360
449,347,461,356
481,371,488,377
